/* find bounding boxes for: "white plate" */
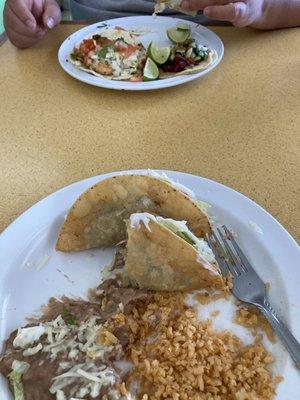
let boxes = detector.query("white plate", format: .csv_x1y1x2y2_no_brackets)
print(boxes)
0,170,299,399
58,16,224,91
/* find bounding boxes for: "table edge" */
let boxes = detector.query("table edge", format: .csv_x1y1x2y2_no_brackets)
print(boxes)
61,20,89,25
0,32,7,47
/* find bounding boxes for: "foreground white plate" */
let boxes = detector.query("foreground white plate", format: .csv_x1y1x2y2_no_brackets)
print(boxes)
0,170,299,398
58,16,224,91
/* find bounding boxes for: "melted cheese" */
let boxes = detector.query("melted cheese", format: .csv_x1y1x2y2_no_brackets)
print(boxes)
100,28,140,46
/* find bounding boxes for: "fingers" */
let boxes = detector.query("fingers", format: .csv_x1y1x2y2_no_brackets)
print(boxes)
204,4,236,20
181,0,240,12
7,0,37,29
4,0,47,48
31,0,45,22
5,2,45,37
6,27,46,48
181,0,257,27
42,0,61,29
203,2,251,27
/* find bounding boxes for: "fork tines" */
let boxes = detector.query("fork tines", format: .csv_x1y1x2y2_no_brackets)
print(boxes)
206,225,252,278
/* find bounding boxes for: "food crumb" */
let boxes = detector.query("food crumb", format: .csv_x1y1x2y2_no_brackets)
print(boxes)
56,268,74,284
235,304,275,342
24,261,34,269
210,310,220,317
37,254,51,270
195,275,233,305
119,382,127,396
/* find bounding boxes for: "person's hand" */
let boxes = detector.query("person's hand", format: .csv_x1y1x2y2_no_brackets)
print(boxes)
4,0,61,48
180,0,269,28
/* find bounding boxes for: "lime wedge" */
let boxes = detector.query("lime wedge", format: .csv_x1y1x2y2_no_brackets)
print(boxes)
147,42,171,65
143,57,159,81
167,28,190,44
176,23,191,32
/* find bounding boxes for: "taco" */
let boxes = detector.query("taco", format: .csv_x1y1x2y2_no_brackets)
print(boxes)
70,27,147,81
154,0,197,16
124,213,222,291
56,172,211,252
160,49,217,78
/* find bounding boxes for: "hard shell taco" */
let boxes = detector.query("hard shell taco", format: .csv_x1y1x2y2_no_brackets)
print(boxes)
56,173,211,252
124,213,222,291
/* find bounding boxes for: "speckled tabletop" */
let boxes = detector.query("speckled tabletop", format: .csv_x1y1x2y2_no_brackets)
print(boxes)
0,24,299,242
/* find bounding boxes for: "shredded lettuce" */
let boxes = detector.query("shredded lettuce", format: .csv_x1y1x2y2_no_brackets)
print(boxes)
146,170,196,198
8,360,30,400
176,231,195,246
156,217,216,264
56,390,66,400
196,200,211,214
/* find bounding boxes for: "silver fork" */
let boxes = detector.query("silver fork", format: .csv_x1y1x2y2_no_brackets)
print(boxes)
206,225,300,369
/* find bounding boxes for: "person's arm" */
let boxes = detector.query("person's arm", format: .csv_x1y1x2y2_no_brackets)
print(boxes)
4,0,61,48
181,0,300,29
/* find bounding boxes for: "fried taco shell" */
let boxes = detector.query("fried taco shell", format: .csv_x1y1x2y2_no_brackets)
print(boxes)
56,174,211,251
124,213,222,291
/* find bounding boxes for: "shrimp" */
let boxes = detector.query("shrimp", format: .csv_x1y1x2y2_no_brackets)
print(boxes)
84,56,93,67
129,75,143,82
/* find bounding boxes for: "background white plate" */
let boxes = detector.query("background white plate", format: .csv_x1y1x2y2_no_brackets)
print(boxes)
58,16,224,91
0,170,299,399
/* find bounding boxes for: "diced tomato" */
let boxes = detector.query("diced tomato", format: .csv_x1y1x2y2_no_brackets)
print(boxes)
118,44,138,59
79,39,96,55
129,75,143,82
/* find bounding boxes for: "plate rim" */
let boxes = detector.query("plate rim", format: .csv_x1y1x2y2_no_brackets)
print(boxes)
0,169,299,398
58,15,224,91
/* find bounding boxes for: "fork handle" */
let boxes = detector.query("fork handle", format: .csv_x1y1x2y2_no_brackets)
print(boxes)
257,301,300,369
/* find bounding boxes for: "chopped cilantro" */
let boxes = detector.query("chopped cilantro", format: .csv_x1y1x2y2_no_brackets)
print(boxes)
70,53,77,61
98,45,115,59
62,306,77,326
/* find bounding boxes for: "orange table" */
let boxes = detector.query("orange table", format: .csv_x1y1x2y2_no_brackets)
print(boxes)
0,24,299,241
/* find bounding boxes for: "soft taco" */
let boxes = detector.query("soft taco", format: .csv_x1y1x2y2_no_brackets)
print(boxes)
160,49,217,78
70,27,147,81
154,0,197,16
124,213,222,291
56,172,211,252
